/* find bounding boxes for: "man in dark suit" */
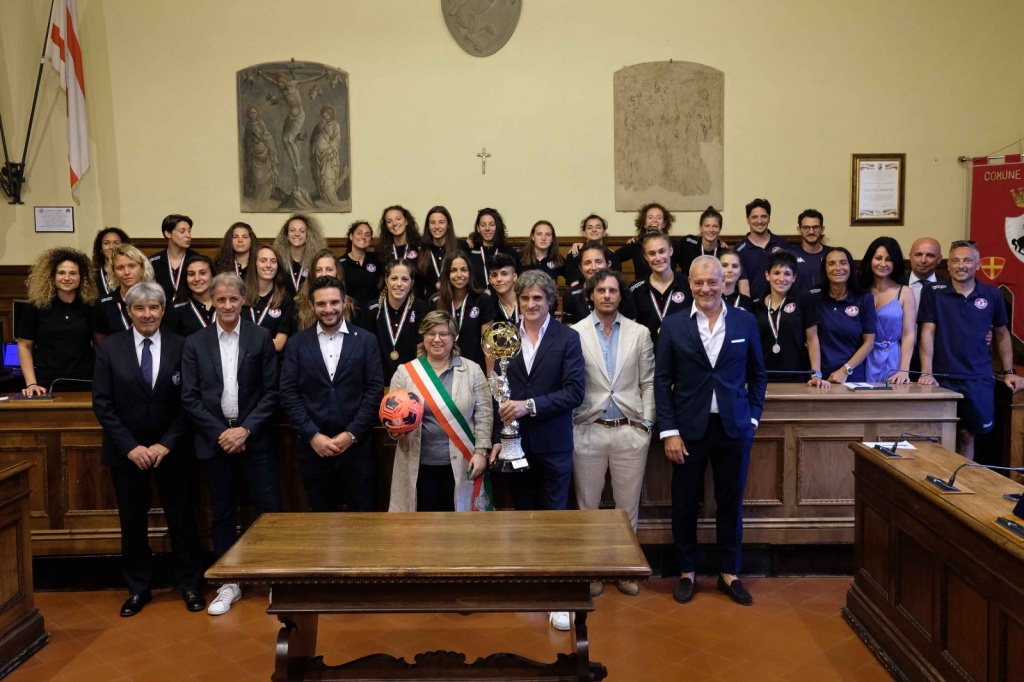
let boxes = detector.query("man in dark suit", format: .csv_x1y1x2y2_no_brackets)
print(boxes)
92,281,204,617
655,255,767,607
181,272,281,616
491,269,585,632
280,276,384,511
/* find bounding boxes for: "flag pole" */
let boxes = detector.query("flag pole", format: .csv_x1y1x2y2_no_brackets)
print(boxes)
21,0,58,168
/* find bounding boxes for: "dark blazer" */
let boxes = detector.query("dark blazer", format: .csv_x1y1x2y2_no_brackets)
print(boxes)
654,305,767,441
279,323,384,459
902,273,950,288
92,330,188,467
495,317,585,454
181,318,278,459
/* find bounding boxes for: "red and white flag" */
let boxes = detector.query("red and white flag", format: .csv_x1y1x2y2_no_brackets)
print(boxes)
45,0,89,198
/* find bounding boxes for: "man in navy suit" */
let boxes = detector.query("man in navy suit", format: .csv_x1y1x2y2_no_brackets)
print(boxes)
493,270,585,512
93,281,204,617
491,269,584,632
280,276,384,512
181,272,281,616
655,255,767,607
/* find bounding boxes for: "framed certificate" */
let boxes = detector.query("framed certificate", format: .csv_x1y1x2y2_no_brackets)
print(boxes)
850,153,906,226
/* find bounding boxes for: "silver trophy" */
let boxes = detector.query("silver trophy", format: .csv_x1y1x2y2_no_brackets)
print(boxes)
483,322,529,473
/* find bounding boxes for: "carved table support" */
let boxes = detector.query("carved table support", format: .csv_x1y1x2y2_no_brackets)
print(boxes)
274,613,319,682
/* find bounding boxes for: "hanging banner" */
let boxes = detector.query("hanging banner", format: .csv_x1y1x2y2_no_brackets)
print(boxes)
969,155,1024,346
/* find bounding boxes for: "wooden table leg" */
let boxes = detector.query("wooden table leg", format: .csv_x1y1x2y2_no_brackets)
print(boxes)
274,613,319,682
571,610,589,681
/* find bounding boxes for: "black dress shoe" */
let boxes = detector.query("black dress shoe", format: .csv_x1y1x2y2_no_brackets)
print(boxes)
120,590,152,617
182,588,206,612
673,577,695,604
717,575,753,606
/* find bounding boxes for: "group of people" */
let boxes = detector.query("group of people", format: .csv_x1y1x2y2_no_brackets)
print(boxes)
13,199,1022,628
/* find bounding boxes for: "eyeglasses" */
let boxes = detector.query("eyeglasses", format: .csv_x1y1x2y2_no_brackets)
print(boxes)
425,332,452,340
950,239,977,249
799,225,823,232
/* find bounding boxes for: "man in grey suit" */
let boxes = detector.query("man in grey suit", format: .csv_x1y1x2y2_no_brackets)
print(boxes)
571,268,655,598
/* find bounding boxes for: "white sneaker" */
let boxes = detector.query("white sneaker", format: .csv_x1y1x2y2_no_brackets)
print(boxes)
549,611,571,631
208,583,241,616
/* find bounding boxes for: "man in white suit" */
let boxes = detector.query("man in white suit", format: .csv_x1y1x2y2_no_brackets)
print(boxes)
571,268,655,597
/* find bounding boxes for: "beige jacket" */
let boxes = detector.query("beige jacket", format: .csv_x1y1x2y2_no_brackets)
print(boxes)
388,357,493,512
571,313,656,425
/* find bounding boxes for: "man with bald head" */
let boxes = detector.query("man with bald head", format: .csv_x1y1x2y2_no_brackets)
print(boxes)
655,255,767,607
905,237,948,309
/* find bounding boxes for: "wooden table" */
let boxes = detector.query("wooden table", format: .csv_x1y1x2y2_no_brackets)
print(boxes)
205,510,650,682
843,442,1024,681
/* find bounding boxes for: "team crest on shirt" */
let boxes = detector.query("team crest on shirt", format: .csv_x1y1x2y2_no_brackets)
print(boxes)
974,298,988,309
469,306,480,318
171,371,181,386
366,263,377,273
845,306,859,317
407,249,418,260
301,269,309,278
771,246,783,253
268,308,282,318
409,311,416,323
784,302,796,313
671,291,685,303
546,260,555,269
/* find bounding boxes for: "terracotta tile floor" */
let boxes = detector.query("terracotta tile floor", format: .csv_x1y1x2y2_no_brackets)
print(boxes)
9,577,890,681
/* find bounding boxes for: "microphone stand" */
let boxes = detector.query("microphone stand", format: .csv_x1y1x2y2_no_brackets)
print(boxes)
872,432,938,458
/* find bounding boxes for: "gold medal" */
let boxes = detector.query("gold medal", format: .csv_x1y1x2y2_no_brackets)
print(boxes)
390,350,400,361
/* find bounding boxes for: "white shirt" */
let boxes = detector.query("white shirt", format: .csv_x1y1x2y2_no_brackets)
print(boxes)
908,272,937,311
217,322,240,420
132,328,160,389
317,320,348,380
520,313,551,374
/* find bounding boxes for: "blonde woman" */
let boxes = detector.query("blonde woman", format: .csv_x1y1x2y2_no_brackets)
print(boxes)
18,247,98,396
273,213,327,297
94,244,155,341
389,311,493,512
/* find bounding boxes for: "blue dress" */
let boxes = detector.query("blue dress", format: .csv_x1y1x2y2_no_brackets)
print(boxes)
864,288,904,382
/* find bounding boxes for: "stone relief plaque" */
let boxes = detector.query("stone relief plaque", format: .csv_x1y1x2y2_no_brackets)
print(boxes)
442,0,521,57
237,60,351,213
614,61,724,212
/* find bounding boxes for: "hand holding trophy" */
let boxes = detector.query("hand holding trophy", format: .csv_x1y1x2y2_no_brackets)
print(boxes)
482,322,530,473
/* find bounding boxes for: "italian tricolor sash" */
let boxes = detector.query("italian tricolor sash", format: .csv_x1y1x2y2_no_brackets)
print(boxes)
406,358,493,511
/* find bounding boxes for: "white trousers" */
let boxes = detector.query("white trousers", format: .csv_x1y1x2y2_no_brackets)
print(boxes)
572,422,651,531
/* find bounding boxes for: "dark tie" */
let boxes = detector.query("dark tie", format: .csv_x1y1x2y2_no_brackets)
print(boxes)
141,338,153,387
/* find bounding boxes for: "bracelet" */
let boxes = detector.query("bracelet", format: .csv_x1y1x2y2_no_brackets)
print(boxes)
919,372,932,376
25,383,38,388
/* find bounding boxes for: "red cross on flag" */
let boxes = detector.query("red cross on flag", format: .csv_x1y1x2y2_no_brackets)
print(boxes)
45,0,89,198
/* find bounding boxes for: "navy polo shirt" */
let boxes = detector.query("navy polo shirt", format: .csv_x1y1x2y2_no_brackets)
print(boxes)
735,232,791,302
917,280,1007,379
812,288,877,381
788,245,829,295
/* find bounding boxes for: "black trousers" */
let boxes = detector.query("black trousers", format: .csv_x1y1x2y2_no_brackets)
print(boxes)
109,452,201,595
670,414,753,575
298,444,377,512
202,444,282,559
507,449,573,511
417,463,455,512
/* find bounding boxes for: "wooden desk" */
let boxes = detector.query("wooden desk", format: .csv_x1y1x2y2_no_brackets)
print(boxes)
843,442,1024,681
0,462,48,678
206,510,650,682
1,385,962,557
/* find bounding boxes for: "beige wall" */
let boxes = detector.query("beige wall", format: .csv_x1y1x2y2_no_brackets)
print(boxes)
1,0,1022,265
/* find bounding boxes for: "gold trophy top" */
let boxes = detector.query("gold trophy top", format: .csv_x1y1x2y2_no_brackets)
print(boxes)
482,321,522,360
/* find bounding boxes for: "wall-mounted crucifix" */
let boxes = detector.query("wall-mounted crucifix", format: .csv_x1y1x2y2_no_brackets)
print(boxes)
477,147,491,175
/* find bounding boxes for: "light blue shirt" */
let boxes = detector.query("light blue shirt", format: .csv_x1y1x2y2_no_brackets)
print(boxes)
594,313,625,421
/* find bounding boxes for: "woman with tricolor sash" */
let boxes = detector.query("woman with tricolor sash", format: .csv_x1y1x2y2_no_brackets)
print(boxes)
389,311,494,513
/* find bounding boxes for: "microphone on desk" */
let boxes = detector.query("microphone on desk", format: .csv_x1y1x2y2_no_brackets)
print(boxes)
37,378,93,400
873,432,939,457
924,462,1024,493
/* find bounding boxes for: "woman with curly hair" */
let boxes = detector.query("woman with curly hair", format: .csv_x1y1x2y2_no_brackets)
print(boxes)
215,222,259,279
91,227,129,296
416,206,462,297
339,220,382,308
616,202,675,282
378,205,421,264
94,244,156,340
463,207,518,290
273,213,327,298
18,247,98,396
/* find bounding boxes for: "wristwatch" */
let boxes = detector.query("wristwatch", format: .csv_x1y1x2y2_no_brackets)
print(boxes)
1003,369,1017,375
347,431,358,444
812,371,823,380
844,364,854,375
525,398,536,416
